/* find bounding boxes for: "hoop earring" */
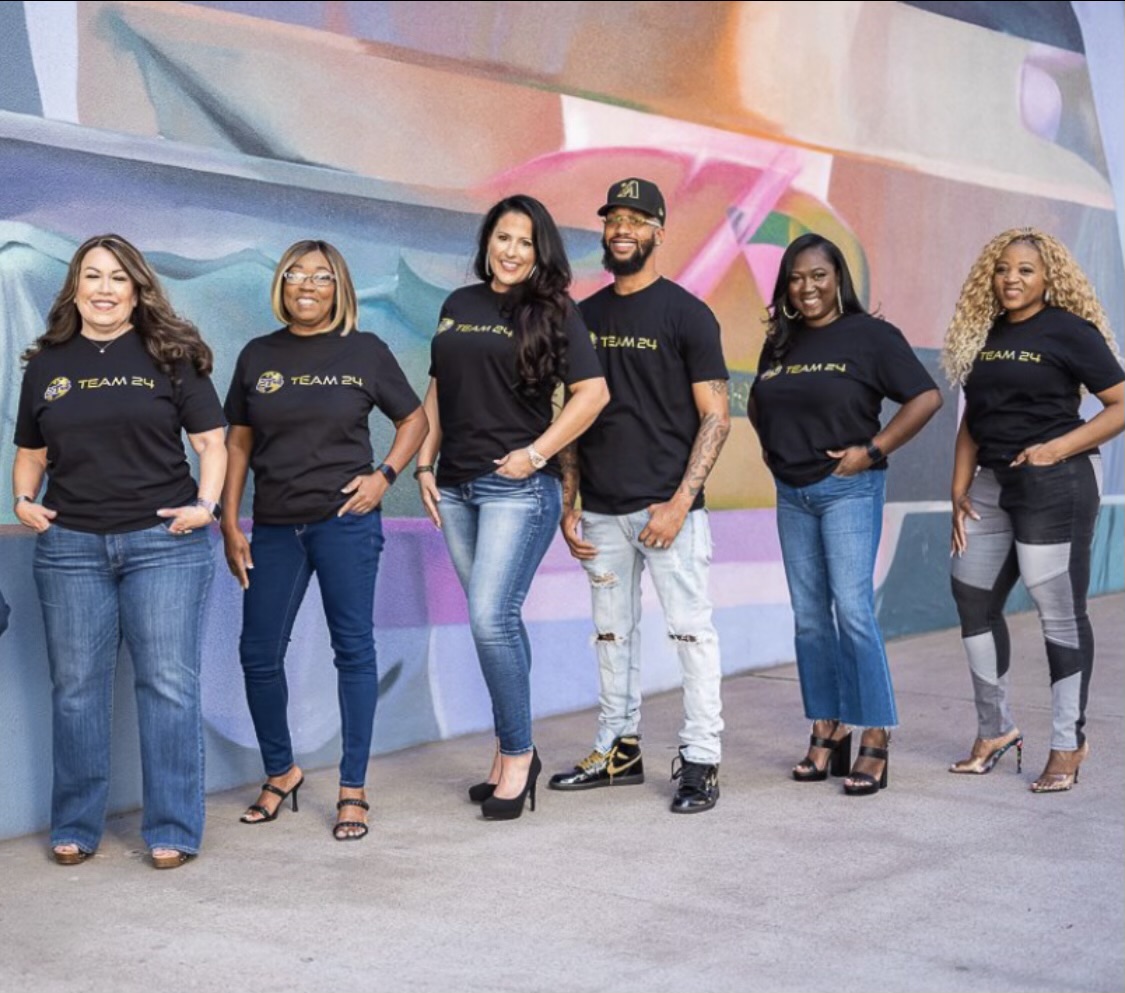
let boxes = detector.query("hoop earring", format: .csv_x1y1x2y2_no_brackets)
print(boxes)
530,265,538,280
1044,288,1052,304
836,287,844,314
781,303,799,320
484,256,492,277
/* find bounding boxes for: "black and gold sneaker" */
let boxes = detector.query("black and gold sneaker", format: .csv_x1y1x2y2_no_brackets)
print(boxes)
548,735,645,791
669,748,719,813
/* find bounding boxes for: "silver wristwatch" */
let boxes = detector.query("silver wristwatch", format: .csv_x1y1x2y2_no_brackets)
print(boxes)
526,445,548,470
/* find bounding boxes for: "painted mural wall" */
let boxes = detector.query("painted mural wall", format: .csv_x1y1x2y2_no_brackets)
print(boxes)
1,1,1122,839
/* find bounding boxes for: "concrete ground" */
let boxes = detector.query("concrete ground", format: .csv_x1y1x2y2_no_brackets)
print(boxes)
1,595,1121,993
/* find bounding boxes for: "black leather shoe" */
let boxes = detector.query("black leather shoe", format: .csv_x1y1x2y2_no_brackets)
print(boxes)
548,735,645,791
670,748,719,813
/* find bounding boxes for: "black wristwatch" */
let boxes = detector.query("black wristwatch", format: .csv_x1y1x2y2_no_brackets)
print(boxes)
376,462,398,486
865,442,884,463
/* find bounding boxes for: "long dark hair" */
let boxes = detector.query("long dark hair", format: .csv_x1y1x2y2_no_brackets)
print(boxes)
23,234,213,377
761,233,866,367
473,195,572,395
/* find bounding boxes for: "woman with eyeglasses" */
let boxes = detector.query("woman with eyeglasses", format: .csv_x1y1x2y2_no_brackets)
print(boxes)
222,240,428,841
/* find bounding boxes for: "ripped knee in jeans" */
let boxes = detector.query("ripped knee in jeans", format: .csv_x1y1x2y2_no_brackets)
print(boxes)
589,571,617,589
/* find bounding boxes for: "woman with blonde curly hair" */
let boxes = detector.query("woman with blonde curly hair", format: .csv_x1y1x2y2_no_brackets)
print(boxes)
942,228,1124,793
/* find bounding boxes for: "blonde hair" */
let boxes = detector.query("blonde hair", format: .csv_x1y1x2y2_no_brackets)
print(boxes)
941,228,1120,385
270,239,359,334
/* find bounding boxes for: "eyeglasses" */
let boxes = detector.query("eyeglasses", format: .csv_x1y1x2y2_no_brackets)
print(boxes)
283,271,336,286
602,214,661,231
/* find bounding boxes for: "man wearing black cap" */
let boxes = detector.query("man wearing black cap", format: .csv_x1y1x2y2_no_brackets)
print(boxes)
550,178,731,813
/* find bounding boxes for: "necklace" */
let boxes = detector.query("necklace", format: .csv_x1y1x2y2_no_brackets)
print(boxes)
81,329,131,354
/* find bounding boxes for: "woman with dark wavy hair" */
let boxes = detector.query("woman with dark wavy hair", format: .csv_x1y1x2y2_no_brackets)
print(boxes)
749,233,942,796
416,194,608,820
13,234,226,868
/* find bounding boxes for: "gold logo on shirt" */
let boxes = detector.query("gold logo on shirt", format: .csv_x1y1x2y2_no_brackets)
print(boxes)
437,317,455,334
44,377,72,402
758,365,781,381
256,371,285,394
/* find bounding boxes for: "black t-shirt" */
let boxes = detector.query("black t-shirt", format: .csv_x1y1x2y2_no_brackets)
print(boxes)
750,313,936,487
429,283,602,487
225,328,421,524
15,331,224,533
577,278,728,515
965,307,1124,468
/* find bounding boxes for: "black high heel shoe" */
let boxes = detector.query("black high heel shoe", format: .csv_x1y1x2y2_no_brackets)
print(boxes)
468,781,497,803
793,723,852,782
843,729,890,796
240,775,304,823
481,750,541,821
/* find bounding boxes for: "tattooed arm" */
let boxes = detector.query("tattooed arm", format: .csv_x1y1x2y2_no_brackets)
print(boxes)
559,443,597,560
638,379,731,548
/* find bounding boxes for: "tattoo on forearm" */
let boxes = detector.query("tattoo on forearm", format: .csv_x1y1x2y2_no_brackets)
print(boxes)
559,443,581,509
682,411,731,498
706,380,729,397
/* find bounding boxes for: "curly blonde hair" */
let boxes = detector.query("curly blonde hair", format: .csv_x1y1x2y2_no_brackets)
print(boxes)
941,228,1120,385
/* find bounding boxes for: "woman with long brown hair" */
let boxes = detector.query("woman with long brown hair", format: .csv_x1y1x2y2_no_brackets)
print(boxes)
13,234,226,868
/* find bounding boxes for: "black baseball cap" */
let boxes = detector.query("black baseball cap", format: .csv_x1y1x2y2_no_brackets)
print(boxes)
597,178,666,224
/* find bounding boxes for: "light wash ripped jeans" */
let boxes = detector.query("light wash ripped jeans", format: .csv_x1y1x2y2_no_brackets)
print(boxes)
579,508,723,765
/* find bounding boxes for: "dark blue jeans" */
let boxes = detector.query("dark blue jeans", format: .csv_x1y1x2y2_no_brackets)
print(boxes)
240,512,384,787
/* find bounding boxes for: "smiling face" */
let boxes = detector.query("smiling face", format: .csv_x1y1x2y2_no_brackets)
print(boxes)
486,211,536,292
601,207,661,277
283,249,337,333
74,246,138,337
992,241,1047,323
787,247,840,327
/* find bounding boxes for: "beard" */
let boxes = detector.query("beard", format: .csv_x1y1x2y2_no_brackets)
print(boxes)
601,234,656,276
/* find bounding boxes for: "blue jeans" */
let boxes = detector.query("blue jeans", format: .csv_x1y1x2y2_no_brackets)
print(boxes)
774,471,897,728
580,509,723,764
439,472,562,755
240,512,384,787
33,522,213,854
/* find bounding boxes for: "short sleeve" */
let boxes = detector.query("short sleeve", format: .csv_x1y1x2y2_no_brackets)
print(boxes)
14,363,44,449
368,336,422,422
175,361,225,433
873,323,937,403
680,300,728,384
1064,322,1125,394
223,349,250,426
562,303,603,385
